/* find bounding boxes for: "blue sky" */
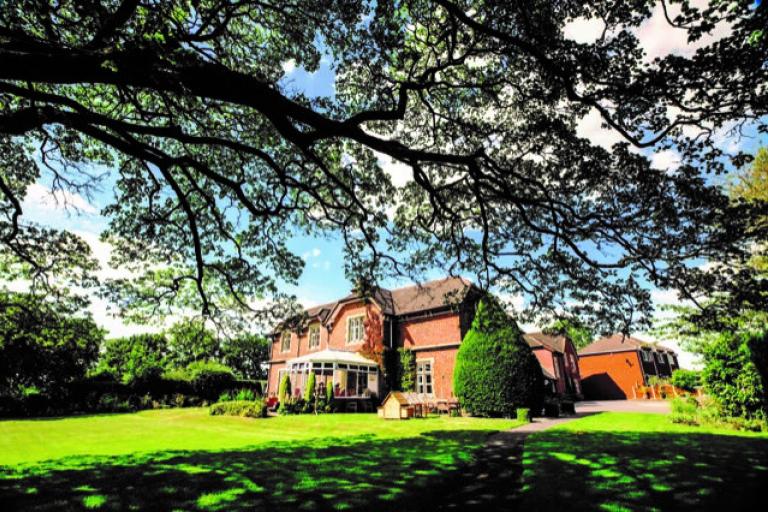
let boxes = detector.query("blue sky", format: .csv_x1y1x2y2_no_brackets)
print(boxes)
12,6,768,367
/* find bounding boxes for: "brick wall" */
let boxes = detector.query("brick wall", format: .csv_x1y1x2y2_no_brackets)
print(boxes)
266,362,285,397
563,341,583,396
399,312,462,348
412,346,459,399
327,302,375,350
533,348,555,379
578,351,644,400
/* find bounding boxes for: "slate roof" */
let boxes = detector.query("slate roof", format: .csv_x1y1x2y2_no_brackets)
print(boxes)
579,333,676,356
305,276,475,324
389,277,474,315
523,332,568,354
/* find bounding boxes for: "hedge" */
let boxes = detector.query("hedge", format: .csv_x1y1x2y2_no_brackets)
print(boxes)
209,399,267,418
454,298,544,417
0,370,261,418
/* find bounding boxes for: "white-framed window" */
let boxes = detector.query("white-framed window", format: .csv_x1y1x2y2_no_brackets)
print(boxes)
308,325,321,349
416,360,434,395
346,315,364,344
641,350,652,362
280,331,291,353
667,353,675,365
330,364,378,398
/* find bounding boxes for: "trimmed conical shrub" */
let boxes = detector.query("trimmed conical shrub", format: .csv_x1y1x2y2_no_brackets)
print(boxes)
278,372,291,404
454,298,544,417
304,371,316,405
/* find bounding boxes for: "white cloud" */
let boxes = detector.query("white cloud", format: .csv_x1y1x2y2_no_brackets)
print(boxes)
575,108,625,150
297,297,319,309
311,260,332,270
634,1,732,63
88,296,161,338
281,59,296,75
22,183,98,215
650,288,681,306
302,248,322,260
563,17,605,44
377,153,413,188
72,230,134,280
650,149,681,172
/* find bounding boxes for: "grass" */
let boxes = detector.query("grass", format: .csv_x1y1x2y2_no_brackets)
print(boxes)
520,412,768,512
6,408,766,511
0,408,520,511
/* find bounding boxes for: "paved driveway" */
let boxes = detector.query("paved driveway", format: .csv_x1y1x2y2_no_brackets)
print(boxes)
576,399,671,415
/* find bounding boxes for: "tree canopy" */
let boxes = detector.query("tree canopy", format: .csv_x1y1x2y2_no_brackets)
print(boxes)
1,1,767,331
0,291,103,397
545,317,594,350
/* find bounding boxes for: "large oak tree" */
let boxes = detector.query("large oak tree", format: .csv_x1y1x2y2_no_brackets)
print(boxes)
0,0,766,331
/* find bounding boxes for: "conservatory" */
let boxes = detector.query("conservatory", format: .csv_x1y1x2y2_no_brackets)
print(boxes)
282,349,380,399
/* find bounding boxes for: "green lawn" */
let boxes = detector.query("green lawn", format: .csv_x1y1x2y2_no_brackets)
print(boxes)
5,409,767,511
520,412,768,512
0,408,519,511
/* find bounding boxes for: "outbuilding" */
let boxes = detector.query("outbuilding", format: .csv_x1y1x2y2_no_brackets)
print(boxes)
379,392,427,419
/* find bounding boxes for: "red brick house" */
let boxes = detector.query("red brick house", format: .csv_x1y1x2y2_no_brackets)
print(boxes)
578,334,680,400
523,332,583,398
266,277,583,403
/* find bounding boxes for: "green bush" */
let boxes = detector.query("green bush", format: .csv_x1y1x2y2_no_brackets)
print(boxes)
277,396,306,415
304,372,316,407
325,380,335,413
454,298,544,417
185,361,236,400
209,399,267,418
671,396,699,425
278,372,291,404
98,333,168,385
234,388,257,401
96,393,135,413
0,292,102,398
398,348,416,392
702,331,767,421
166,318,220,368
670,396,768,432
671,369,701,392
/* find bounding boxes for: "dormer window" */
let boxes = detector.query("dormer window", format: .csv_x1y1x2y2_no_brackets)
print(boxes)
346,315,364,344
280,331,291,353
309,325,321,349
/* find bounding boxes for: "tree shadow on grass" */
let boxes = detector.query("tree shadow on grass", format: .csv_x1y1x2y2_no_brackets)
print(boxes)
519,430,768,511
0,430,495,511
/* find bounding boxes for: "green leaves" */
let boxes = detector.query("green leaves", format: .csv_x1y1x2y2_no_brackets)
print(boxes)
0,0,766,331
454,298,544,417
0,291,103,397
